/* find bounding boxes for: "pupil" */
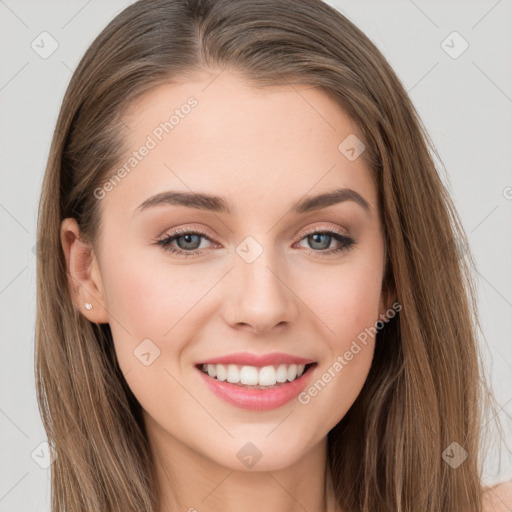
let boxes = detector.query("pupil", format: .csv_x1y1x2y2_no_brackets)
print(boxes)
179,234,199,249
310,233,329,250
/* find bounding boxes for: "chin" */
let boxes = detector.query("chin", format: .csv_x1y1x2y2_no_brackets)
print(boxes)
201,429,319,473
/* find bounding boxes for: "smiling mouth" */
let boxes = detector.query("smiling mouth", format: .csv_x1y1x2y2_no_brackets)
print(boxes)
195,362,317,389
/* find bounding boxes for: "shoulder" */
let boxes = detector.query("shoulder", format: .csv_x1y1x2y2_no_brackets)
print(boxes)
483,479,512,512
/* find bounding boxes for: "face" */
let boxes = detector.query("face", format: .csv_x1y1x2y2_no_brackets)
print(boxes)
62,69,390,472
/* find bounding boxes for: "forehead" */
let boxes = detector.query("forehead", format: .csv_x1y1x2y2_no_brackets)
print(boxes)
105,70,377,217
123,70,365,142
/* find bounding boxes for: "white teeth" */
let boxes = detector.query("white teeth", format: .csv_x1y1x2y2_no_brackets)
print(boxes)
216,364,227,382
287,364,297,381
258,366,276,386
226,364,239,383
240,366,259,385
201,363,310,386
276,364,288,382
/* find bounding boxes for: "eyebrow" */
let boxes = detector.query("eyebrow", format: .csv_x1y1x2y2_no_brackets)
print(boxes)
134,187,371,215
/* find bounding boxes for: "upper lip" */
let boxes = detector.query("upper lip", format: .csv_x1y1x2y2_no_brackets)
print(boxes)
196,352,315,367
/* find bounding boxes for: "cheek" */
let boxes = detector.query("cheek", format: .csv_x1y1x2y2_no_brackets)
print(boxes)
296,259,383,345
101,261,201,416
330,266,383,371
321,269,380,382
101,253,218,379
293,256,383,420
102,254,204,336
290,224,385,339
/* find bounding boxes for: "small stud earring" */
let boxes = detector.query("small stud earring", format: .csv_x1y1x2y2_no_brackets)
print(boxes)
85,303,93,310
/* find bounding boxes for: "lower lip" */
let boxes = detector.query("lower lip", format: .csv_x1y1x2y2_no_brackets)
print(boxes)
196,364,316,411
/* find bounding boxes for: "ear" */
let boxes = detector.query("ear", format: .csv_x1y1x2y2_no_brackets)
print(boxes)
60,218,109,324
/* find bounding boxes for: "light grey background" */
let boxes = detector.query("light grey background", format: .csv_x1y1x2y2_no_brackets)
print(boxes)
1,1,511,510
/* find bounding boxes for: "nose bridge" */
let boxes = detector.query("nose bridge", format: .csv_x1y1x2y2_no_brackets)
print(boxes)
224,234,296,332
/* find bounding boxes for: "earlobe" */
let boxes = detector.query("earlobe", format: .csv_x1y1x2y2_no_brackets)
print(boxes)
60,218,109,324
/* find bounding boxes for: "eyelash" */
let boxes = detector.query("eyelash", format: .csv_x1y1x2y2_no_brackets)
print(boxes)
156,226,356,258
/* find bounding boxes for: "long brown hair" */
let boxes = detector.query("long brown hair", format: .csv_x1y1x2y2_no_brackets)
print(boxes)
35,0,495,510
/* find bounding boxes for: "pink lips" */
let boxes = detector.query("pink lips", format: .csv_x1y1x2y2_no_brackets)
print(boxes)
195,352,317,411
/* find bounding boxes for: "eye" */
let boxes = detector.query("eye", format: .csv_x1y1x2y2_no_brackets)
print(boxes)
156,226,356,258
295,227,356,256
157,228,214,257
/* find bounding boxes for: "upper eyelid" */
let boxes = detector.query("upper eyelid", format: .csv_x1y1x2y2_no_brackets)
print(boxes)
160,225,348,240
300,226,347,237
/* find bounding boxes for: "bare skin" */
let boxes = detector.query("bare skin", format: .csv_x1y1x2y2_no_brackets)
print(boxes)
61,69,396,512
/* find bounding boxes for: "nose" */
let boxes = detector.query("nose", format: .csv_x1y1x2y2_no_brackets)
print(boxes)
222,246,298,334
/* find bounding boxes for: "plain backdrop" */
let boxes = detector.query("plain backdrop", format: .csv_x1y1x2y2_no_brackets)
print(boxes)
1,1,511,510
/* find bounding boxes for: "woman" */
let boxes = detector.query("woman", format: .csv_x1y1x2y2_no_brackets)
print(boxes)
35,0,511,510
